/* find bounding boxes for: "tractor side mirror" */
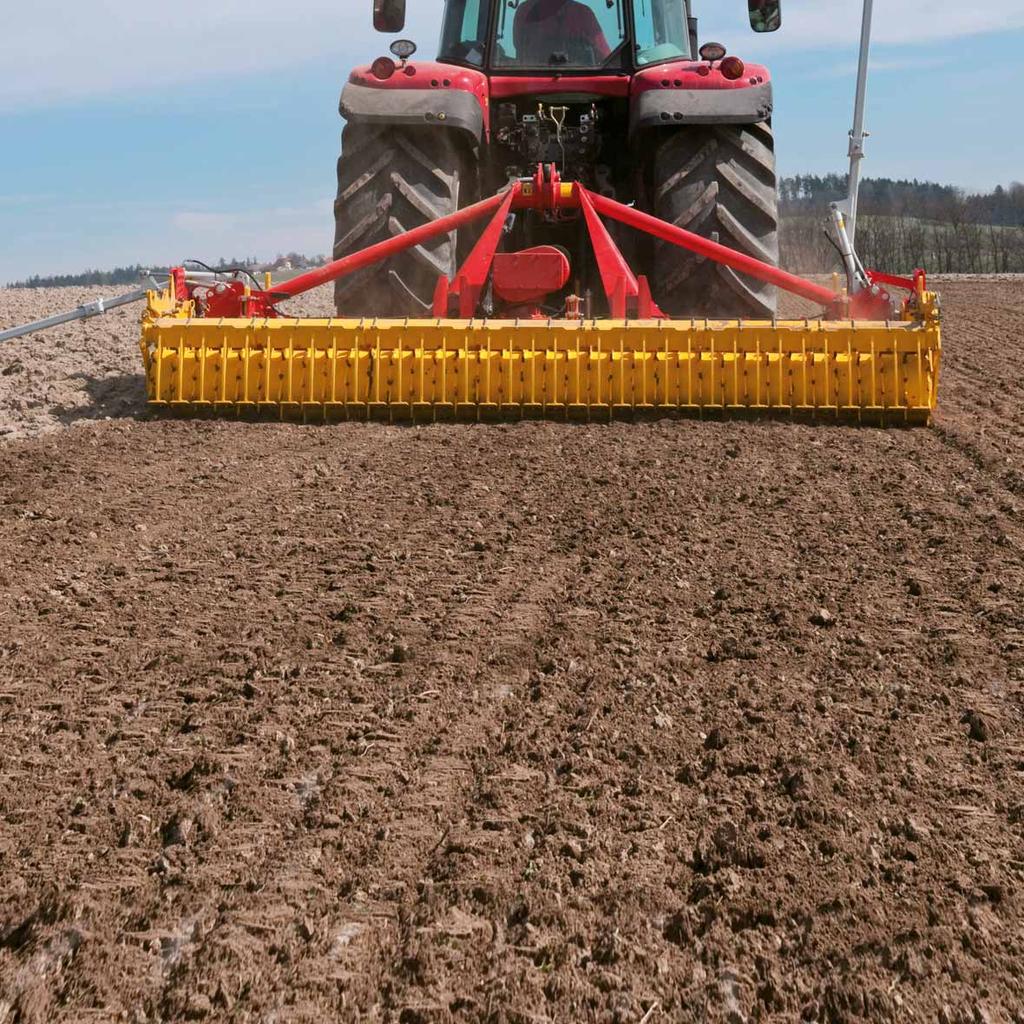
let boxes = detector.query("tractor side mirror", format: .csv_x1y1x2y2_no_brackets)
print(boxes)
748,0,782,33
374,0,407,33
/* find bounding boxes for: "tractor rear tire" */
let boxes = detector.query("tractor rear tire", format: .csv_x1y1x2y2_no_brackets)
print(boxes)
651,122,779,319
333,125,475,317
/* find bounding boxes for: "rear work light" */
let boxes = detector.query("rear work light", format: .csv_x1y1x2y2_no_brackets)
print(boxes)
699,42,727,62
720,56,746,80
371,56,397,80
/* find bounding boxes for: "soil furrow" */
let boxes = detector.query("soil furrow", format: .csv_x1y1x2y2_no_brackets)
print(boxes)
1,281,1023,1023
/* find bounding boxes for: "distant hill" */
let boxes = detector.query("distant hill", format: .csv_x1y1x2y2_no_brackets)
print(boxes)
8,263,169,289
9,177,1024,285
779,176,1024,275
7,254,327,290
780,175,1024,227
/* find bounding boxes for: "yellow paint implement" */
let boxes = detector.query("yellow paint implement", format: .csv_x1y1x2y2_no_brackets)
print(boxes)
140,176,942,426
141,303,941,426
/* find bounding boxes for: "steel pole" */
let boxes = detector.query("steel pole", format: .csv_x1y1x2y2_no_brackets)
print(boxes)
0,281,159,345
846,0,874,248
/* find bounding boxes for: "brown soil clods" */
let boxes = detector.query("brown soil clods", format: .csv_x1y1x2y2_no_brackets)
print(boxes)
0,282,1022,1022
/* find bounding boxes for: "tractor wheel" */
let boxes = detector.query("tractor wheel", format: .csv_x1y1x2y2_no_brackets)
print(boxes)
651,122,779,318
333,125,475,317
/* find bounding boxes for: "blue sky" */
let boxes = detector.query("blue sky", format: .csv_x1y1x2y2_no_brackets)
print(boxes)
1,0,1022,283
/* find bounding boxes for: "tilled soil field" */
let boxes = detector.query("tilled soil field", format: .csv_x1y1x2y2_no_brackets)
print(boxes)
0,282,1022,1023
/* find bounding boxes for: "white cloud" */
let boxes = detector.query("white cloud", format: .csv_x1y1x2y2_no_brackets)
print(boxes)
0,0,447,110
794,54,955,81
166,200,334,262
0,196,334,283
172,212,240,233
746,0,1024,49
1,0,1022,110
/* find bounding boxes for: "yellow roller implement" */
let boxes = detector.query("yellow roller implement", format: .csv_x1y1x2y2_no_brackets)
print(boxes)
141,309,940,425
139,177,941,425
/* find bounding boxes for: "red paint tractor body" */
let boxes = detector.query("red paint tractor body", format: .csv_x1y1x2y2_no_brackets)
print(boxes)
333,0,782,320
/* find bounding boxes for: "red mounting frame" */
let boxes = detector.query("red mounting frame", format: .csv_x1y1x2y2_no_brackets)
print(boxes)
179,165,925,321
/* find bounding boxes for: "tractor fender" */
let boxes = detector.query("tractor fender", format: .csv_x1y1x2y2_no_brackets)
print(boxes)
341,62,489,142
630,62,773,131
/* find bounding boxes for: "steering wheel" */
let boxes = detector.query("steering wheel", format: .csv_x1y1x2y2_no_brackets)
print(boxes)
549,41,597,66
450,40,485,65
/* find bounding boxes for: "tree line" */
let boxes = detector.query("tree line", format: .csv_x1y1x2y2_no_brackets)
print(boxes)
6,253,326,289
10,263,169,289
8,177,1024,286
780,176,1024,275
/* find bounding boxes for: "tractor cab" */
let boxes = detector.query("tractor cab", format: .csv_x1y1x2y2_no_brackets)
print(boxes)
438,0,693,72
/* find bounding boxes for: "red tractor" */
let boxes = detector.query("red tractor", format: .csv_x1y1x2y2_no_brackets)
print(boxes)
334,0,782,319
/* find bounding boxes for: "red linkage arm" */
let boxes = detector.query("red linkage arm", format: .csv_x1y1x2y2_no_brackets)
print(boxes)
578,188,641,318
450,189,518,318
275,187,517,301
585,189,838,310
